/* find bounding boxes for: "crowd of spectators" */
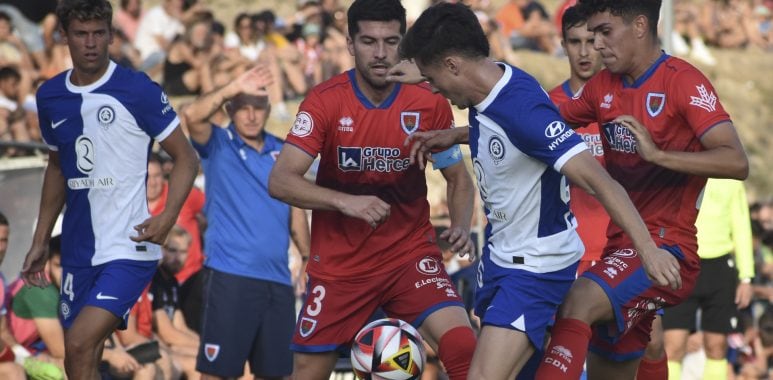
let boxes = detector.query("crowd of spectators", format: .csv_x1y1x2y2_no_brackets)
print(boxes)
0,0,771,157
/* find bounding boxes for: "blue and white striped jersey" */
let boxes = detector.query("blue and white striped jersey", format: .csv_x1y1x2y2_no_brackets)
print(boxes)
37,61,179,267
470,63,586,273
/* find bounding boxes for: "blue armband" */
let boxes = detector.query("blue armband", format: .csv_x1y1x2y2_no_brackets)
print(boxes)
431,145,463,170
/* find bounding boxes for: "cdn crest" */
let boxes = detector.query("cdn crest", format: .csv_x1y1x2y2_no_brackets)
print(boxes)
646,93,666,117
400,112,420,135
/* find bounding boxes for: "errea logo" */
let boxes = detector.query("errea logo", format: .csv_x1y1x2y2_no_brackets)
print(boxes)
600,93,613,109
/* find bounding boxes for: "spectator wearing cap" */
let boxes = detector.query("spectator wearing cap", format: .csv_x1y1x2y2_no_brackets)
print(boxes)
180,65,310,379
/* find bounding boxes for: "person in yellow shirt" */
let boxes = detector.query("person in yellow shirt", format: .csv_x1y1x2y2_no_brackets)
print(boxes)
661,178,755,380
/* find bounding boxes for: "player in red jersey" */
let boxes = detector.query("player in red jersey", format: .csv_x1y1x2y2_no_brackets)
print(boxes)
535,1,749,379
268,1,477,379
548,5,605,276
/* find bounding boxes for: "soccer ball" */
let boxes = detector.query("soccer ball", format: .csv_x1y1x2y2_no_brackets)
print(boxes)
350,318,426,380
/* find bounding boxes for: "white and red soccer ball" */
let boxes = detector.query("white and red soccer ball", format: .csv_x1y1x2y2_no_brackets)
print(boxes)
350,318,426,380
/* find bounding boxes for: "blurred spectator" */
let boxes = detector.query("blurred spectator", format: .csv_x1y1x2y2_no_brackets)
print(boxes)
295,22,324,87
108,28,142,69
150,226,200,379
0,12,36,72
0,213,26,379
701,0,752,49
163,11,218,96
0,0,56,70
8,236,66,372
737,307,773,379
256,9,309,97
496,0,559,54
114,0,143,44
147,153,206,285
670,0,717,65
134,0,186,73
321,6,354,78
0,66,30,156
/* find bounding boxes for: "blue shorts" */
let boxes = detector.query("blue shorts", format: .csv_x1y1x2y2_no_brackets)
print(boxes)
60,259,158,330
474,252,579,352
196,268,295,377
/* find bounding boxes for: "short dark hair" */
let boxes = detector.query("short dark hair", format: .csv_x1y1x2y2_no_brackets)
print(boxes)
347,0,406,38
0,66,20,83
400,2,489,66
0,11,11,24
0,211,8,226
576,0,661,38
561,6,587,40
49,235,62,258
57,0,113,32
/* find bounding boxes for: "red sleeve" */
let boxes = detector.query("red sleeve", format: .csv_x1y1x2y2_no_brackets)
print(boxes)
559,75,600,128
285,90,330,157
431,95,454,132
672,68,731,137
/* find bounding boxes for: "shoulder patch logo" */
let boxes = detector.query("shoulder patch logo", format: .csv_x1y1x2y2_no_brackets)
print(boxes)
291,112,314,137
646,93,666,117
689,84,717,112
400,112,420,135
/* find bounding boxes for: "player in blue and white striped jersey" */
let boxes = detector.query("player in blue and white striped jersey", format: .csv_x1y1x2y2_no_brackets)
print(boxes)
393,3,676,379
20,0,198,378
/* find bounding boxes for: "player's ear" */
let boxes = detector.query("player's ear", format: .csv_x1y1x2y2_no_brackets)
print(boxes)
443,56,460,75
632,14,649,40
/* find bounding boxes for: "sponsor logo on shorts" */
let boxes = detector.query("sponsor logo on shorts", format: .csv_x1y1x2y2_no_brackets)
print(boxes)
415,277,450,289
204,343,220,362
96,292,118,300
416,257,441,275
299,317,317,338
603,267,618,279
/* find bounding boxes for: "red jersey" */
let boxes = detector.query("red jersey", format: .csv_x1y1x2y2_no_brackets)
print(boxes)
150,184,205,283
285,70,454,280
560,54,731,255
549,80,609,261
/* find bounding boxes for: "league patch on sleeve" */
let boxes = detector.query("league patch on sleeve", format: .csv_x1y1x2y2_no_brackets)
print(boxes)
291,112,314,137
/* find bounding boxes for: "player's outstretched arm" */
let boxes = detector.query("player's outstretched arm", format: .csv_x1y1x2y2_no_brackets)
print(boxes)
181,64,273,145
561,151,683,290
616,116,748,180
132,129,198,245
268,144,390,229
22,151,65,288
439,162,476,261
404,127,469,170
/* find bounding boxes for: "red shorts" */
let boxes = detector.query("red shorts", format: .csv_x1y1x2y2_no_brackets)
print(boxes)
583,243,700,361
291,255,464,352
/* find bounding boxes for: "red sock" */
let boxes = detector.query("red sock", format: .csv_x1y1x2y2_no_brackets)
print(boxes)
0,345,15,362
437,326,476,380
535,318,592,380
636,354,668,380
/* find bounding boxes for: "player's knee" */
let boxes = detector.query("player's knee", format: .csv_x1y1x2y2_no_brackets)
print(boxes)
556,279,610,323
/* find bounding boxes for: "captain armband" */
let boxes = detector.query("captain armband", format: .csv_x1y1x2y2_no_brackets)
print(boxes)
431,145,463,170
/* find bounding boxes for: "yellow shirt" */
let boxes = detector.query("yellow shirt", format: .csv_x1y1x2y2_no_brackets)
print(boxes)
695,178,754,279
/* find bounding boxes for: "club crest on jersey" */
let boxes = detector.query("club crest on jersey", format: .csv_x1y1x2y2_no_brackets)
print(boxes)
646,93,666,117
204,343,220,362
299,317,317,338
60,301,71,319
488,136,505,164
400,112,420,135
97,105,115,129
